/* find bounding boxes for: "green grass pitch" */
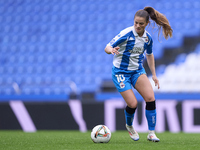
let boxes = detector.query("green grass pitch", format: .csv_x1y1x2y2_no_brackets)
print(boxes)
0,131,199,150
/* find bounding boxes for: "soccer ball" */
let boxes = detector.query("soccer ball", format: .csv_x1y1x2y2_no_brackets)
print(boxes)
91,125,111,143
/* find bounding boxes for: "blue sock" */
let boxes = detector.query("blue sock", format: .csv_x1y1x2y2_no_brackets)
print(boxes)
124,110,135,126
145,109,156,130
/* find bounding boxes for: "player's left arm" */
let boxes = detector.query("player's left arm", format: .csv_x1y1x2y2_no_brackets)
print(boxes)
146,53,160,89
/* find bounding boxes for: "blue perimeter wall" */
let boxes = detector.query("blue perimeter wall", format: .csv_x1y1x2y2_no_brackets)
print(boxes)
0,92,200,102
95,92,200,101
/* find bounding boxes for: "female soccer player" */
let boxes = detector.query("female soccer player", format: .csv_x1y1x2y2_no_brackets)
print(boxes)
105,6,173,142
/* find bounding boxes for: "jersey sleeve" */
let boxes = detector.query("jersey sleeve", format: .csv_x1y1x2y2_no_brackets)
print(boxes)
146,37,153,55
107,28,131,48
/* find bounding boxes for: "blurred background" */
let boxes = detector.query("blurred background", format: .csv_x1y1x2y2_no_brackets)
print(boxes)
0,0,200,132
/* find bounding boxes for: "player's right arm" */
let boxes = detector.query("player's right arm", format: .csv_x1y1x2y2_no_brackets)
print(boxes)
105,26,132,55
105,46,120,55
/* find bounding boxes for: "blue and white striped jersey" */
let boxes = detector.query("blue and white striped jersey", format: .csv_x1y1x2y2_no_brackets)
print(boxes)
107,26,153,71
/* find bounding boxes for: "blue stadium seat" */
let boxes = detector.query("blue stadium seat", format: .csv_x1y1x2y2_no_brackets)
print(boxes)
174,53,187,65
156,65,166,76
195,44,200,53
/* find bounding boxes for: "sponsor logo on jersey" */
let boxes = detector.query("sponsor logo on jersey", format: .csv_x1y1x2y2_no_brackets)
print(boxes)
128,47,144,54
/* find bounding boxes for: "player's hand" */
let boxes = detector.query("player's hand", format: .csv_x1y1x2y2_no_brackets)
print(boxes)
111,47,120,55
152,75,160,89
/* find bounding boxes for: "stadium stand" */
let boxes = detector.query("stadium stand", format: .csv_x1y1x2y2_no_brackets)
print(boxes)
150,43,200,93
0,0,200,100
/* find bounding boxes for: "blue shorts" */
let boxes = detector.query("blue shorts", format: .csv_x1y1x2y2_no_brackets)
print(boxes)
112,66,146,92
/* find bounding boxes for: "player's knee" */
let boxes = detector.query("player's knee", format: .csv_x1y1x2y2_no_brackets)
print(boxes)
127,101,137,109
144,95,155,102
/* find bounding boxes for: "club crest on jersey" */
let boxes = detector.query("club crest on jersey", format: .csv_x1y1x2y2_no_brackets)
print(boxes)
120,82,125,88
145,37,148,43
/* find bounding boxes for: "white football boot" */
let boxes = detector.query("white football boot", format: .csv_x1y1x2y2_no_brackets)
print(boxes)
126,124,139,141
147,130,160,142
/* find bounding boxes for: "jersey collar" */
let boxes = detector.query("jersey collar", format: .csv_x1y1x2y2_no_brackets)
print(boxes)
132,26,147,38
